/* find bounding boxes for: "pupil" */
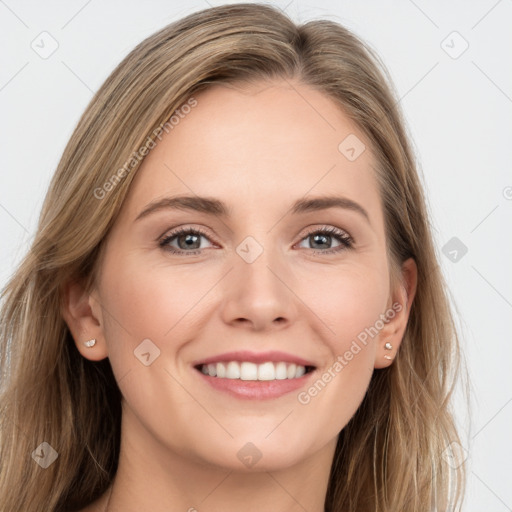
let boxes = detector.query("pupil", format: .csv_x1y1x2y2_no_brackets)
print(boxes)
179,234,199,249
313,234,330,249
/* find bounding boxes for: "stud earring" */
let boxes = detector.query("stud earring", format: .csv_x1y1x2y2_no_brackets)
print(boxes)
83,339,96,348
384,341,393,360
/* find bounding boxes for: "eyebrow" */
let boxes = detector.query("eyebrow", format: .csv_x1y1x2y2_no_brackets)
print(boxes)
135,194,370,223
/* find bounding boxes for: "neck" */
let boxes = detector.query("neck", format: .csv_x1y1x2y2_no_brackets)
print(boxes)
102,405,336,512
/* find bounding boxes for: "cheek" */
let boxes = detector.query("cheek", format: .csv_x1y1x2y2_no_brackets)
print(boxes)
96,252,179,382
96,251,228,391
99,254,209,342
294,260,389,349
292,263,387,419
96,255,217,450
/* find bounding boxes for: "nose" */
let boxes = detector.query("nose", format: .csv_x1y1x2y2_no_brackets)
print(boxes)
219,244,299,332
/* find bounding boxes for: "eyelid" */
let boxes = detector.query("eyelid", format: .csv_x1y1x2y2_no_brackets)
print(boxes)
158,225,219,248
298,224,351,239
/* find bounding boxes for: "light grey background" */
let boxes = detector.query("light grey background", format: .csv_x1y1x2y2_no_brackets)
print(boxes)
1,1,511,509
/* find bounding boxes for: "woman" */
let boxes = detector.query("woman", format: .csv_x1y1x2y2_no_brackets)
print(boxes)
0,3,466,511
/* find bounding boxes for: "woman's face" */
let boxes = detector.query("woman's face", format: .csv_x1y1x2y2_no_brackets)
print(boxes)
84,79,414,471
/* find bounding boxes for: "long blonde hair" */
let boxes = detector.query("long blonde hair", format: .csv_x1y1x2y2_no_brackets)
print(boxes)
0,3,466,511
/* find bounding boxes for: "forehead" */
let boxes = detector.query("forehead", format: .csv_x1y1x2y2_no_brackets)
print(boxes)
120,79,382,222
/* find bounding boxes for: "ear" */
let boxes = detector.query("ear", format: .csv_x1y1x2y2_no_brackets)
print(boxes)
374,257,418,369
61,279,109,361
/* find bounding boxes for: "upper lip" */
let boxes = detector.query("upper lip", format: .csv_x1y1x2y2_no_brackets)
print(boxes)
192,350,316,368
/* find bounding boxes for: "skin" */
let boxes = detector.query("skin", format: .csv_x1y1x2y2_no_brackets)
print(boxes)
63,79,417,512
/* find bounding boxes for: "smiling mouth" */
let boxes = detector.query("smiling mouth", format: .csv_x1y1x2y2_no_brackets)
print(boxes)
194,361,316,381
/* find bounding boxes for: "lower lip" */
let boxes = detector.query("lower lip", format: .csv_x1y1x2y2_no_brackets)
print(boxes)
195,368,316,400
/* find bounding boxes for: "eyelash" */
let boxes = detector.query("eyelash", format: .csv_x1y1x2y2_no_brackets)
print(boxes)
158,225,354,256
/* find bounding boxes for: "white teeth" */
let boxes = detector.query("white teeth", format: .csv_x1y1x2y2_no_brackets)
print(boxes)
258,362,275,381
226,361,240,379
240,362,258,381
275,361,287,380
199,361,310,380
207,363,217,377
295,365,306,378
216,362,226,378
